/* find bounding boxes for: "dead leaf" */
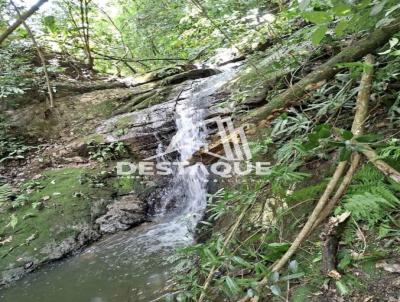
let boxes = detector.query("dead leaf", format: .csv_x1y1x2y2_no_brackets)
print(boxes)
26,233,37,244
376,261,400,273
328,270,342,280
0,236,12,245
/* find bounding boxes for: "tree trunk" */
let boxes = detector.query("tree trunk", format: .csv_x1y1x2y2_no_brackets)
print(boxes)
0,0,48,45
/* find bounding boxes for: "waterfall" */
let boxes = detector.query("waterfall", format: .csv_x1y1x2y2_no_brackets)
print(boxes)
154,66,238,235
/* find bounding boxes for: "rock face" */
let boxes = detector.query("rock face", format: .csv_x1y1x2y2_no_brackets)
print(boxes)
95,195,147,234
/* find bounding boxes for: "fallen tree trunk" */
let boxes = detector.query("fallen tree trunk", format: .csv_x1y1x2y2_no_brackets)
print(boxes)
361,146,400,183
247,19,400,124
0,0,48,45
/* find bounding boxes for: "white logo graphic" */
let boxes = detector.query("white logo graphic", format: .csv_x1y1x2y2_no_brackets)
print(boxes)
145,116,251,161
117,117,271,177
201,116,251,161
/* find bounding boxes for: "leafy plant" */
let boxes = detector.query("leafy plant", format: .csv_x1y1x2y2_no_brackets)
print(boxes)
0,115,33,162
337,165,400,226
271,109,311,139
297,0,400,45
87,141,128,162
379,138,400,160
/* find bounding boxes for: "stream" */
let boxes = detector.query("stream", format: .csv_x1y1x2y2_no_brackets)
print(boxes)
0,66,238,302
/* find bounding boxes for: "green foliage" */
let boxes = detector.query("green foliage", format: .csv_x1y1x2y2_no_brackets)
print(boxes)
0,115,33,162
271,109,311,139
337,165,400,226
296,0,400,45
249,135,273,157
87,141,128,162
378,138,400,160
0,45,36,99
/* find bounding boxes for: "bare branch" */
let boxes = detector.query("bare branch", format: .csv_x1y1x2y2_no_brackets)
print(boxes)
0,0,48,45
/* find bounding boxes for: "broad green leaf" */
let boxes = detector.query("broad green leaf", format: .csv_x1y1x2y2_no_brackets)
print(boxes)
203,248,218,263
389,37,399,48
231,256,252,268
311,25,328,45
355,133,382,143
332,4,352,16
341,130,353,140
288,260,299,273
370,0,387,16
302,11,332,24
335,280,350,295
339,147,352,161
281,272,305,281
385,3,400,16
390,50,400,56
43,16,58,33
376,17,396,28
315,124,332,139
267,242,291,251
225,276,240,295
298,0,310,11
270,285,282,296
270,271,280,282
335,20,349,36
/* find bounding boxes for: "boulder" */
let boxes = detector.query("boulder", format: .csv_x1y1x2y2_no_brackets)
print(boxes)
95,195,146,234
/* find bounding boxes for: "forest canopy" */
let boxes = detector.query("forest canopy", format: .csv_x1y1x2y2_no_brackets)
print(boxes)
1,0,399,75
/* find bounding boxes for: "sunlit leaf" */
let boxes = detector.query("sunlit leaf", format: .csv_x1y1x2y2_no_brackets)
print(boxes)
311,25,328,45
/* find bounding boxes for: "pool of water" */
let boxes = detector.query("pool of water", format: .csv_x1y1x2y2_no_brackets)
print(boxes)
0,216,194,302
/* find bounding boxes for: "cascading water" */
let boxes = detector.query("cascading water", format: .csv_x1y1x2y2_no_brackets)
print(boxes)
0,65,239,302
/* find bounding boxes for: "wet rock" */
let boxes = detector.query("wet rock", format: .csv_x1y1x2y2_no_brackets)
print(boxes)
161,68,219,86
0,266,26,285
95,195,146,234
76,224,101,246
90,198,113,222
41,237,78,261
39,223,100,262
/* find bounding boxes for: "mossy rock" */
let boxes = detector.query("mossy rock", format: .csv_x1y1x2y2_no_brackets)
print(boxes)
0,167,118,284
132,87,173,111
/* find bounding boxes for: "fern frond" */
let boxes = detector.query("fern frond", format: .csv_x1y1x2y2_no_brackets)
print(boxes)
342,191,400,225
339,164,400,226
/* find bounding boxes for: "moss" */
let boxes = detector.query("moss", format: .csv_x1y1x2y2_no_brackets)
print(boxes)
111,176,135,195
132,86,172,110
84,133,105,144
0,167,114,271
113,116,133,130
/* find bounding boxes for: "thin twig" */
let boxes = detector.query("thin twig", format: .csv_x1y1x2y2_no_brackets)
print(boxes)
10,0,55,108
